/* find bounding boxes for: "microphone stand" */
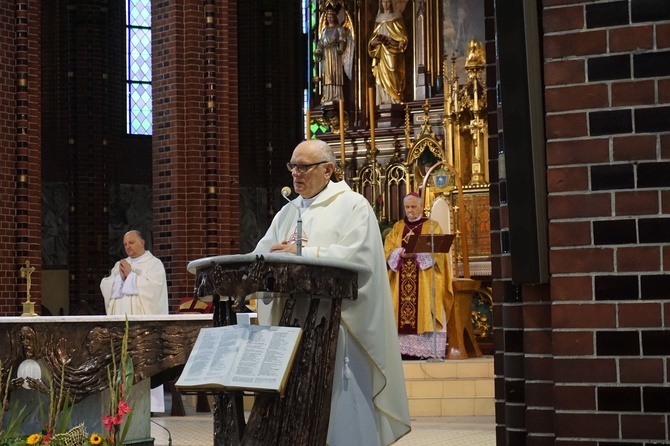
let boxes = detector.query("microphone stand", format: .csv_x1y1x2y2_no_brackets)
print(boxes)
281,188,302,256
296,212,303,256
426,213,444,363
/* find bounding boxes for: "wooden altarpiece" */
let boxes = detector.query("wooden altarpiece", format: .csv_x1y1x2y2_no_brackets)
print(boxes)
404,103,485,359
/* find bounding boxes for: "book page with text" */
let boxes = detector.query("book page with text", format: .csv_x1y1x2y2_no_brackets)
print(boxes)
227,325,301,391
176,325,246,387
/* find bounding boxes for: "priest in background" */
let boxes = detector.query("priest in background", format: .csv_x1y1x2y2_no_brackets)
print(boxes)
100,229,169,413
384,192,453,359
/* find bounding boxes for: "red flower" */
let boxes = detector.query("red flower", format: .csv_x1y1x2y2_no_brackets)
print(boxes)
112,413,124,425
102,415,115,432
117,398,131,416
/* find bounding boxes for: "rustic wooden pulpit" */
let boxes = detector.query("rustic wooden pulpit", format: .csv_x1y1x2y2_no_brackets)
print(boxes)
186,254,359,446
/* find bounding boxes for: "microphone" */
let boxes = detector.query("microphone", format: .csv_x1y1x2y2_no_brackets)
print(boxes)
280,186,302,256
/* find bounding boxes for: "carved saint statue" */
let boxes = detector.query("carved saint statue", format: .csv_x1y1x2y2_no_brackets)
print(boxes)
314,7,354,104
368,0,408,105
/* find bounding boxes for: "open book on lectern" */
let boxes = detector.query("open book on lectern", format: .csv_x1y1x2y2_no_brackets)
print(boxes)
175,324,302,394
405,233,456,254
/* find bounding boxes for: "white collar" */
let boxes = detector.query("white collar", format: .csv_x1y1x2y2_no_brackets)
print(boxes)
129,251,149,264
300,182,330,208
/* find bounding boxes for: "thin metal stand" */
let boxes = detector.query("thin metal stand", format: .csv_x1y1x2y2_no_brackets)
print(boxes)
281,188,303,256
426,217,445,363
296,215,303,256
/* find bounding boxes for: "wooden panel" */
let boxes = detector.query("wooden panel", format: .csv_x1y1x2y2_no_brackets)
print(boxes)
454,188,491,260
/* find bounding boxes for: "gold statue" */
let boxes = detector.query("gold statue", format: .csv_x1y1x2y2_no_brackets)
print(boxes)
314,5,354,104
465,39,485,70
20,260,37,317
368,0,408,105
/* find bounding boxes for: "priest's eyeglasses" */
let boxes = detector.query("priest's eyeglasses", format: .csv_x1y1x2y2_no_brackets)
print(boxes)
286,161,328,174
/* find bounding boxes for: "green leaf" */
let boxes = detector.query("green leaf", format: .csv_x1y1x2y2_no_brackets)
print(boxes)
118,402,135,445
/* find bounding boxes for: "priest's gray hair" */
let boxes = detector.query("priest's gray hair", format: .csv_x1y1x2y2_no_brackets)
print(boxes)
312,139,336,164
403,193,423,205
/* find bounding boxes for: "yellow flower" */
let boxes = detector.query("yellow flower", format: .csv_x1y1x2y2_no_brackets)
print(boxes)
26,433,41,445
90,433,103,445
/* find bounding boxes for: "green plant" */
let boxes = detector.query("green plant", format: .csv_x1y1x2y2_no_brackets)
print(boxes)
11,318,134,446
102,318,134,445
25,362,83,445
46,367,76,438
0,361,28,446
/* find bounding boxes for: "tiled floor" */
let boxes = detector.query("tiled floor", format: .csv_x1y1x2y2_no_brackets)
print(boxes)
150,400,496,446
396,416,495,446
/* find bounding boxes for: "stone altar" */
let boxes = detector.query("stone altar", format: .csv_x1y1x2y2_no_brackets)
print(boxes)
0,314,211,443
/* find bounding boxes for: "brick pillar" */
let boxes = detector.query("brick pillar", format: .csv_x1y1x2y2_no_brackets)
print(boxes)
60,1,123,313
0,0,43,316
153,0,240,309
492,1,670,445
238,1,305,219
0,3,15,314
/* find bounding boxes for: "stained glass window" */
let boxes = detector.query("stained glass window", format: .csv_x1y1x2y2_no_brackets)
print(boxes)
127,0,152,135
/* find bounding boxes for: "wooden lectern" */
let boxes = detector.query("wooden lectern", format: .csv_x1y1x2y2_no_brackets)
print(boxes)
187,254,359,446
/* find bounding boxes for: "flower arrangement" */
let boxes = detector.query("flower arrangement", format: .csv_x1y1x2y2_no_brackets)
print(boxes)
23,422,122,446
23,427,113,446
100,318,135,446
0,320,134,446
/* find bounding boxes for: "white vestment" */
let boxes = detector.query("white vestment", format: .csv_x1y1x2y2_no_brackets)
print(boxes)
100,251,169,316
253,180,411,446
100,250,169,413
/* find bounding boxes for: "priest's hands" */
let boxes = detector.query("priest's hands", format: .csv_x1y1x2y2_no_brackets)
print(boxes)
119,259,132,280
269,241,297,255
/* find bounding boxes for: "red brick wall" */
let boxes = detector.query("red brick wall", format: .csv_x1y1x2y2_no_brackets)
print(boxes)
65,1,123,311
16,0,298,315
492,1,670,444
152,0,240,307
39,0,137,314
0,0,42,315
237,1,305,215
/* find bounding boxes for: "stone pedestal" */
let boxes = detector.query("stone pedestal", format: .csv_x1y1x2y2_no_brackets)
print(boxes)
377,103,404,128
